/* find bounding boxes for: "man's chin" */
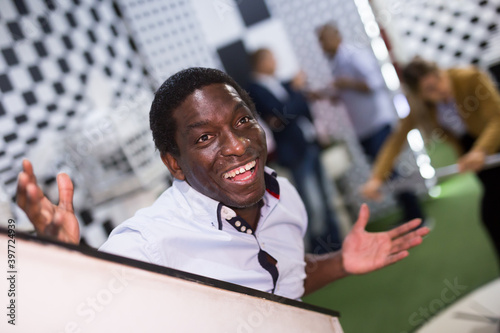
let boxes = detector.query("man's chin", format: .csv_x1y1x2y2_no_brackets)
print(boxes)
224,189,266,210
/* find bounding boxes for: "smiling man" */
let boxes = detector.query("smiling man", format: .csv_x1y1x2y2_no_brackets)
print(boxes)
16,67,429,299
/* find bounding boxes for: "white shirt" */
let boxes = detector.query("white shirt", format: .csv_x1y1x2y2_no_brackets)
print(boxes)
99,167,308,299
330,44,397,139
253,73,290,103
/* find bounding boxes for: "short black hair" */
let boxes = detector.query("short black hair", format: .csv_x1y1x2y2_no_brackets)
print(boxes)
150,67,256,156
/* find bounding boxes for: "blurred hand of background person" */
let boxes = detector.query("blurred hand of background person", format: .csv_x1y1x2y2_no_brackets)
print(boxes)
360,177,384,201
458,150,486,173
289,70,330,101
304,90,326,101
290,70,307,91
16,159,80,244
302,86,338,102
332,76,370,93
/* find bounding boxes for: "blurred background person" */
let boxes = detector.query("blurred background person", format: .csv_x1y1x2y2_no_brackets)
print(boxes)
317,23,426,226
248,48,341,253
362,57,500,261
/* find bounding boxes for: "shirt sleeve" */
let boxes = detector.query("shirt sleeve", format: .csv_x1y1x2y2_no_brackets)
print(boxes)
99,227,159,264
372,113,416,180
350,49,386,91
468,69,500,154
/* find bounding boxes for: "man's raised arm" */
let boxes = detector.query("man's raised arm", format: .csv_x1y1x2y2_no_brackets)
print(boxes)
16,159,80,244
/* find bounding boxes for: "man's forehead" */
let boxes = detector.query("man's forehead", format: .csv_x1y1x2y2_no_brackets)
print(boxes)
189,83,242,103
320,26,338,37
174,83,245,124
420,73,440,85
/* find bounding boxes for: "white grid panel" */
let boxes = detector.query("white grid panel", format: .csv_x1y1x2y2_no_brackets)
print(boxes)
118,0,221,87
372,0,500,68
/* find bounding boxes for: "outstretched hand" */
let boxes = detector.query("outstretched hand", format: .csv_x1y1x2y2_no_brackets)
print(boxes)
342,204,429,275
16,159,80,244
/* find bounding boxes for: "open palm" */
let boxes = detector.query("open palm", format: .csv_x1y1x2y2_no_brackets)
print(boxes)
16,159,80,244
343,204,429,275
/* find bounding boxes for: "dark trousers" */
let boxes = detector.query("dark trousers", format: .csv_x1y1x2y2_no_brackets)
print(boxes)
360,124,425,222
461,134,500,259
289,144,342,253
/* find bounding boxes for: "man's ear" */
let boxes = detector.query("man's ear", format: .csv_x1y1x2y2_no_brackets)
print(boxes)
161,152,185,181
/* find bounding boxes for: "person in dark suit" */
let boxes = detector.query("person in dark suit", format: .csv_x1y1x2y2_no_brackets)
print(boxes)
248,48,341,253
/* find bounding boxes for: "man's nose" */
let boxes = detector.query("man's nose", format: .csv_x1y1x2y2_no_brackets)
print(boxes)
221,131,249,156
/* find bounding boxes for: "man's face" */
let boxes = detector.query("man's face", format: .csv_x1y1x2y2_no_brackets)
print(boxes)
318,28,342,56
165,83,267,209
260,50,277,75
418,72,451,103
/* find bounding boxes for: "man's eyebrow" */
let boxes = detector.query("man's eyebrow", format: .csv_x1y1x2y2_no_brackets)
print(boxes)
187,120,210,130
234,101,248,112
186,101,249,131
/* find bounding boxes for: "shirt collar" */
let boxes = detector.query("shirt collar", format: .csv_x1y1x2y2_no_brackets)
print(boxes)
253,73,277,84
253,74,289,103
172,167,281,231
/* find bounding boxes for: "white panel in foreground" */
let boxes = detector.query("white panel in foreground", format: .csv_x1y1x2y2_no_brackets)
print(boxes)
417,278,500,333
0,232,342,333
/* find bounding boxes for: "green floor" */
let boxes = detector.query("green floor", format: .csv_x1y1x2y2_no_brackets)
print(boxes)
304,145,500,332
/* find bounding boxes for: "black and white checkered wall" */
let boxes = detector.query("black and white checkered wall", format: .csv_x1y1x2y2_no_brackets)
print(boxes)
119,0,220,86
0,0,150,190
372,0,500,70
0,0,156,244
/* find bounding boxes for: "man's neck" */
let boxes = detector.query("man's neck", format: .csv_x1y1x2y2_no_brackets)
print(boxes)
232,201,263,230
253,70,275,78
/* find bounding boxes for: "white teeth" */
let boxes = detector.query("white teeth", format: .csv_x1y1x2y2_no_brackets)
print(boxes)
245,160,256,171
223,160,256,180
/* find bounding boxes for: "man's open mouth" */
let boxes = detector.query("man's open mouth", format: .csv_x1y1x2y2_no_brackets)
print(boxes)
222,160,257,182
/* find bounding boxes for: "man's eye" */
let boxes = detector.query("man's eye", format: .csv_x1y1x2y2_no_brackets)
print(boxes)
238,116,252,125
196,134,212,143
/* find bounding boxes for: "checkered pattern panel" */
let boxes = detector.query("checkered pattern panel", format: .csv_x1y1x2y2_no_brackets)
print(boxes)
0,0,148,197
372,0,500,68
0,0,158,246
118,0,220,87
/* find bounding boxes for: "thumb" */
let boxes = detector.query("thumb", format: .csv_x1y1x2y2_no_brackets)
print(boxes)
354,203,370,231
57,173,74,213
